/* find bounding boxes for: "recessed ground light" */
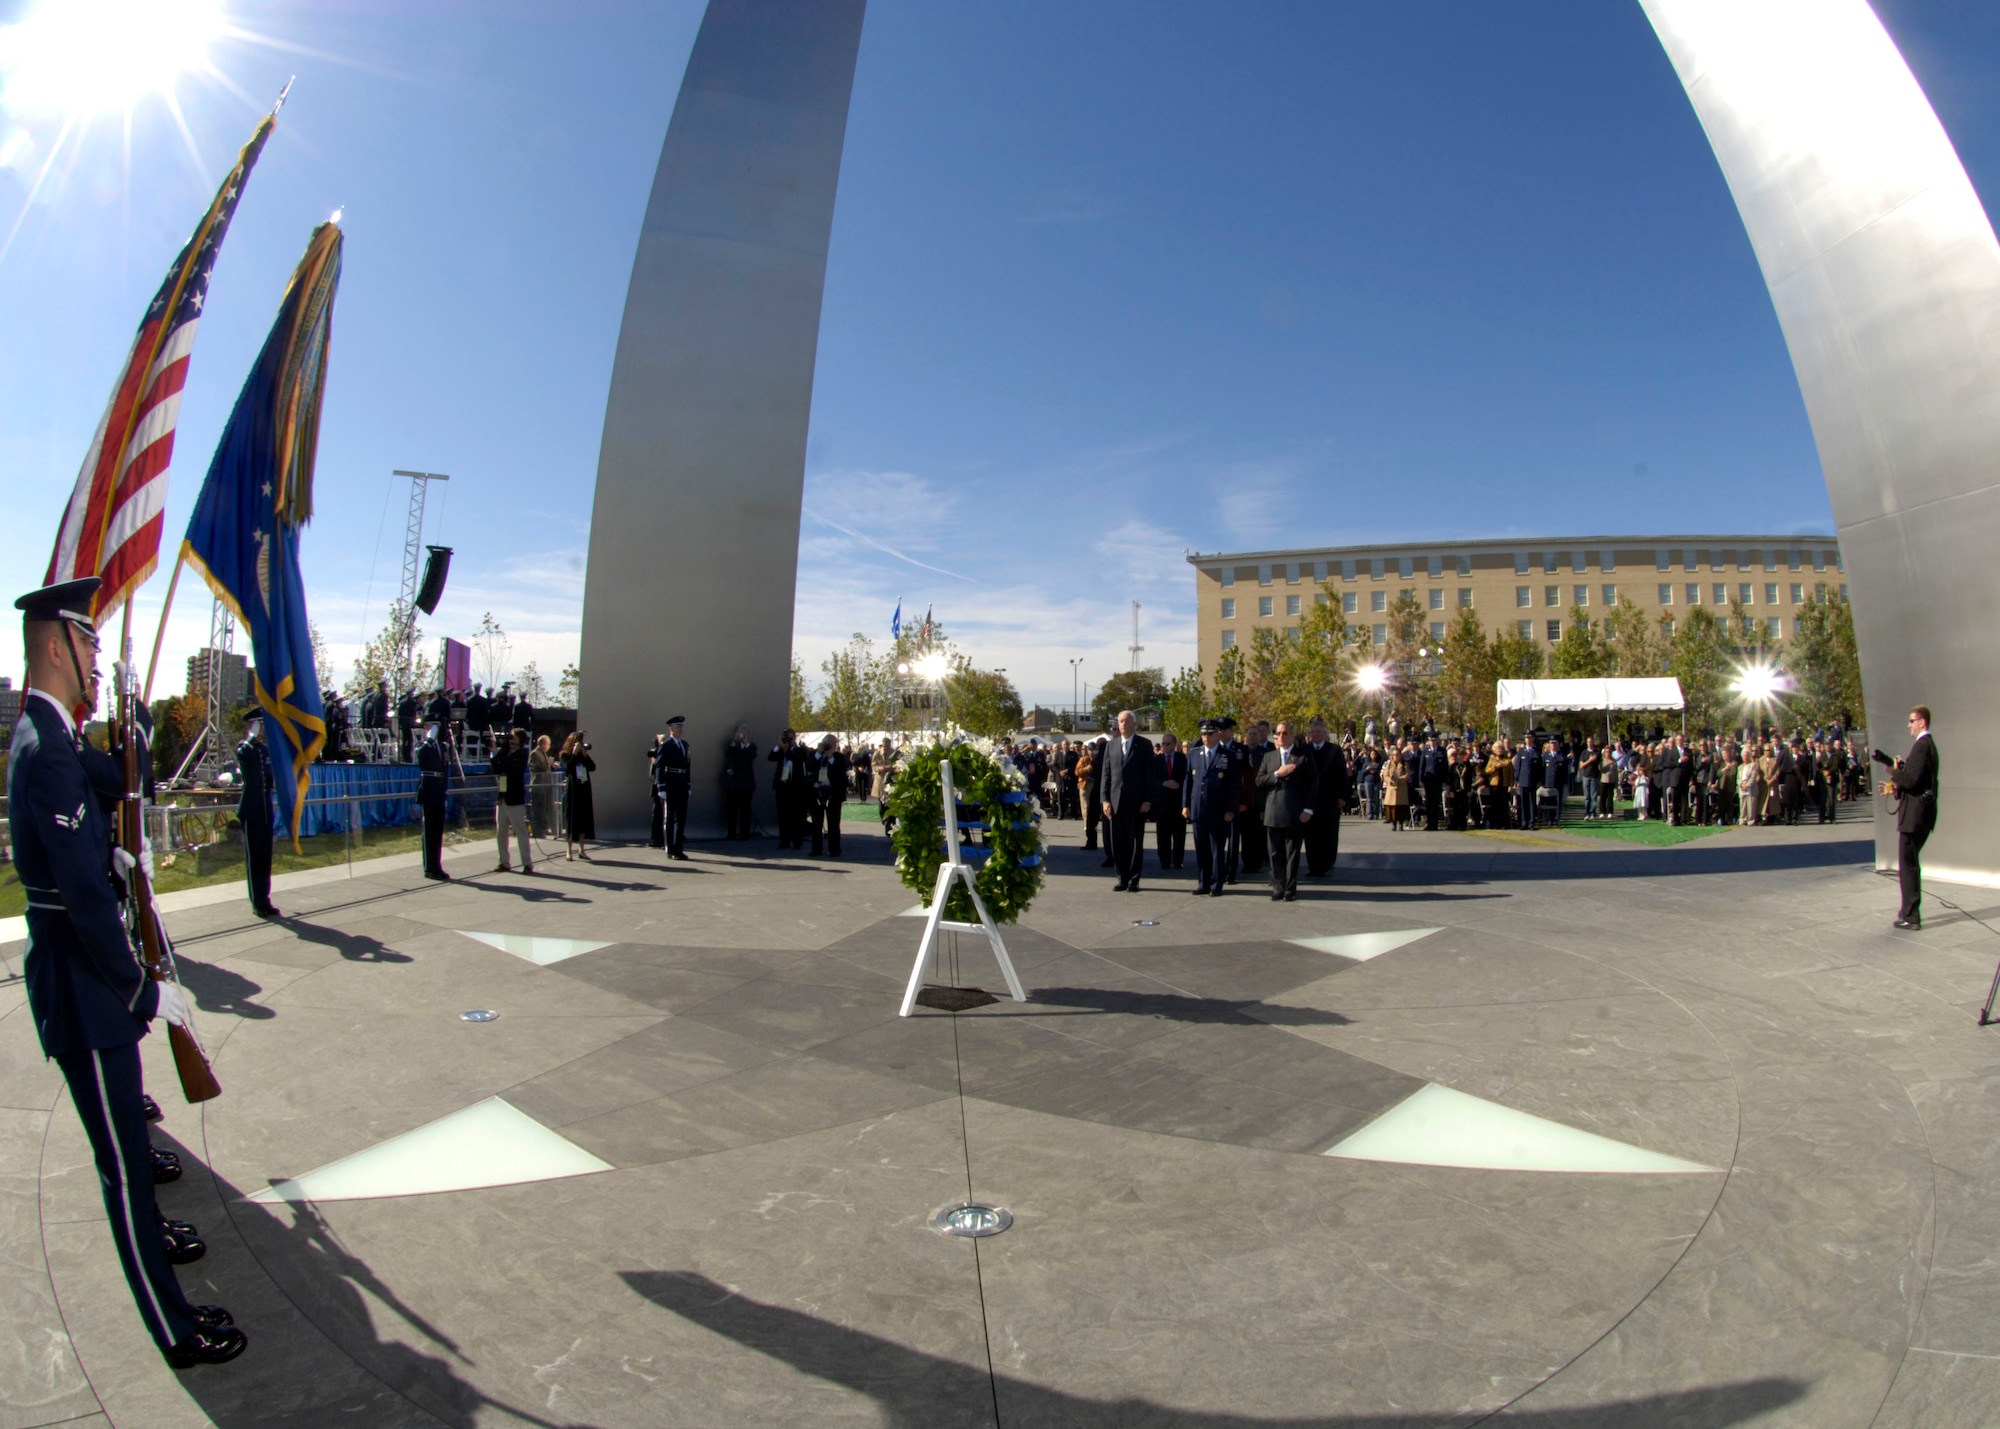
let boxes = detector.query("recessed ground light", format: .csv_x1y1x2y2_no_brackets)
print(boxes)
460,1009,499,1023
932,1203,1012,1238
1133,920,1158,927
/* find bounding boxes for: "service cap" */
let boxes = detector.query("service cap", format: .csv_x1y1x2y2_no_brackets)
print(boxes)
15,577,99,632
666,714,685,726
1198,718,1221,733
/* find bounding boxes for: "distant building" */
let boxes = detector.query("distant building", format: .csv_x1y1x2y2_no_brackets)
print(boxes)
1188,535,1847,677
186,647,250,711
0,675,19,731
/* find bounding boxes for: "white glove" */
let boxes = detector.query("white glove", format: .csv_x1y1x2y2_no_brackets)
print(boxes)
111,846,136,888
153,981,191,1029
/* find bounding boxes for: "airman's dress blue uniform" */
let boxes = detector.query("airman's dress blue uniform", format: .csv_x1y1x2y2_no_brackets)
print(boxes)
10,690,200,1354
417,730,451,879
236,732,277,915
654,726,691,858
1183,732,1236,897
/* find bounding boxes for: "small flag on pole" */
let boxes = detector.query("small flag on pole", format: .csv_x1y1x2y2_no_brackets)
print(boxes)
891,600,902,639
181,220,343,848
44,114,278,623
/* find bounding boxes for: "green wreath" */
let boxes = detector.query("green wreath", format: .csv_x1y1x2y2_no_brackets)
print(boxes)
887,742,1043,925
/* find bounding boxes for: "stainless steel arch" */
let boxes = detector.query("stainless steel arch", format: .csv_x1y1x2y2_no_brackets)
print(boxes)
578,0,866,838
1643,0,2000,884
584,0,2000,877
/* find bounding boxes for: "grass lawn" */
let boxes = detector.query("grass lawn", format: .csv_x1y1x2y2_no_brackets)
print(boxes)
0,822,481,919
1556,817,1724,847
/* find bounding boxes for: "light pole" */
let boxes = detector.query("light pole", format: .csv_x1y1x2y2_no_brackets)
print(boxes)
1069,658,1084,730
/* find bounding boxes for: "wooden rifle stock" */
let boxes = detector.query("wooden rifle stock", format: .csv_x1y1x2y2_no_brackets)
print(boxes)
116,658,221,1104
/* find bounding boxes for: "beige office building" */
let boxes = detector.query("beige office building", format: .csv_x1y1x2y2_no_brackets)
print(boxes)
1188,536,1846,674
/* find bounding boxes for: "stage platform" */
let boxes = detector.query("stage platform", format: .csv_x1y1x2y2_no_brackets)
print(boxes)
4,812,1997,1426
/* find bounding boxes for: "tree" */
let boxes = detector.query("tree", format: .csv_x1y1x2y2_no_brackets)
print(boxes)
1211,646,1246,727
309,621,335,695
1383,591,1434,725
557,661,581,708
946,664,1024,739
471,612,509,690
346,599,432,700
1091,667,1169,730
820,633,890,739
1162,665,1207,743
1787,593,1865,731
149,693,207,782
1492,623,1545,682
1549,607,1612,679
1669,607,1731,733
1606,596,1669,678
1436,607,1498,734
515,661,550,706
1264,585,1356,729
788,656,816,729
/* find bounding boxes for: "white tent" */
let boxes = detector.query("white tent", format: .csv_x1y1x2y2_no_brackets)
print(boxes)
1495,678,1685,714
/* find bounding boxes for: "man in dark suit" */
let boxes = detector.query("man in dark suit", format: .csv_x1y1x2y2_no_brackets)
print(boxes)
809,734,850,857
465,684,490,747
1513,738,1542,830
1654,736,1684,826
1257,722,1318,901
1880,706,1939,930
235,717,279,918
1153,733,1188,871
769,729,812,849
1300,718,1348,876
417,724,451,880
1418,734,1446,831
1182,719,1236,896
1099,710,1157,892
1236,720,1272,877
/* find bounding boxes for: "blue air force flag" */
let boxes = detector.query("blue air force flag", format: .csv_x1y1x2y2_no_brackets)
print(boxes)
182,221,342,846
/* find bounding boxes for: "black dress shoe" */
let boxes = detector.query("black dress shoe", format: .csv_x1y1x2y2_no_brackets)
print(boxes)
152,1149,182,1184
1193,886,1210,896
1127,883,1141,893
1209,888,1225,898
159,1216,199,1237
142,1094,162,1124
1270,893,1283,901
1284,892,1298,902
1893,917,1921,930
254,905,281,919
190,1304,234,1329
163,1228,206,1264
164,1324,247,1369
1112,881,1129,892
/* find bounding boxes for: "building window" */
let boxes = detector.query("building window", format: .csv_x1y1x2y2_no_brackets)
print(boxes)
1658,583,1674,605
1685,550,1701,572
1788,550,1802,571
1545,585,1560,607
1763,551,1778,571
1789,583,1803,604
1686,584,1700,605
1220,629,1235,648
1258,565,1273,586
1258,596,1274,617
1814,582,1827,601
1713,583,1726,605
1428,588,1444,610
1739,583,1753,605
1456,555,1472,577
1315,593,1329,606
1517,620,1533,639
1286,564,1300,583
1371,590,1387,613
1663,617,1675,637
1428,555,1444,577
1544,553,1559,574
1286,594,1301,616
1398,556,1414,579
1767,616,1782,638
1547,620,1562,642
1343,591,1358,614
1401,588,1416,604
1813,550,1827,571
1657,550,1672,572
1372,623,1387,645
1371,558,1386,579
1574,585,1589,607
1603,584,1617,606
1430,622,1445,641
1602,551,1616,573
1839,584,1848,600
1219,567,1234,587
1765,582,1779,605
1515,553,1530,575
1285,626,1299,640
1220,598,1235,620
1341,559,1356,581
1516,586,1532,608
1458,587,1473,608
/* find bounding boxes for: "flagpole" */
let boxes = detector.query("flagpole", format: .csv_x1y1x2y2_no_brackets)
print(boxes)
141,552,186,704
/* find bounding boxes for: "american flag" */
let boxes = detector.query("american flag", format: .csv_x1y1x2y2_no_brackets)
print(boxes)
44,114,276,623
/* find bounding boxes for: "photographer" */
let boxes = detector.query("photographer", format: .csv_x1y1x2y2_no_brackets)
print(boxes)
769,729,811,850
722,724,757,839
810,734,849,858
561,731,595,861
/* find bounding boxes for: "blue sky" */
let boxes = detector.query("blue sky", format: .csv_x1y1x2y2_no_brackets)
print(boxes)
2,1,1997,712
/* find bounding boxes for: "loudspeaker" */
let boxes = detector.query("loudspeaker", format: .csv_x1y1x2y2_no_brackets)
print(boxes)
415,546,452,615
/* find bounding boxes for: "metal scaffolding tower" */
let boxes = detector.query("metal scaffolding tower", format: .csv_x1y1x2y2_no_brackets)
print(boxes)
1129,601,1143,670
391,469,448,698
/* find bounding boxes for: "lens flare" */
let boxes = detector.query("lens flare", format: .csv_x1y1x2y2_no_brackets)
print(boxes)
1733,664,1782,703
0,0,225,119
1355,663,1388,693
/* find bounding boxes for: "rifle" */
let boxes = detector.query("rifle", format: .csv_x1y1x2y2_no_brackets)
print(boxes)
114,644,221,1103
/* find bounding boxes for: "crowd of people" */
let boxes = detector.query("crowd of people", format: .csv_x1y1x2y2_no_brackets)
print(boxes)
319,678,538,763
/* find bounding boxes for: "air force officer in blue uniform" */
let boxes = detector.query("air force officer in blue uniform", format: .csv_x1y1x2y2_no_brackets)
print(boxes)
1183,719,1236,897
10,579,245,1369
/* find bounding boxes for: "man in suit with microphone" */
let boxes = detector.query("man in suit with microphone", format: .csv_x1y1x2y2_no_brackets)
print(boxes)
1099,710,1157,892
1878,705,1939,931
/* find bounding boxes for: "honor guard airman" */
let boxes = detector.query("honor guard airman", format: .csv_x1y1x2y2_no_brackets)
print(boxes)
10,579,246,1368
654,716,692,859
418,724,452,880
236,715,279,918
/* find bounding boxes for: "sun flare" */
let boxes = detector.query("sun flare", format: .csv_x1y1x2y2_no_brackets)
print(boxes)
0,0,225,120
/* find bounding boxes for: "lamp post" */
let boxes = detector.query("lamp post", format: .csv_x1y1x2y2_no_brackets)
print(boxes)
1069,658,1083,730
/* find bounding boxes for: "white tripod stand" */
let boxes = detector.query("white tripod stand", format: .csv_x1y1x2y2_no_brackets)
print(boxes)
899,760,1027,1018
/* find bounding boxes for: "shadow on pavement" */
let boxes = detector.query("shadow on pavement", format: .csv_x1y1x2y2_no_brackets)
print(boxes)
175,958,279,1019
623,1269,1807,1428
1023,986,1352,1028
280,918,415,964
